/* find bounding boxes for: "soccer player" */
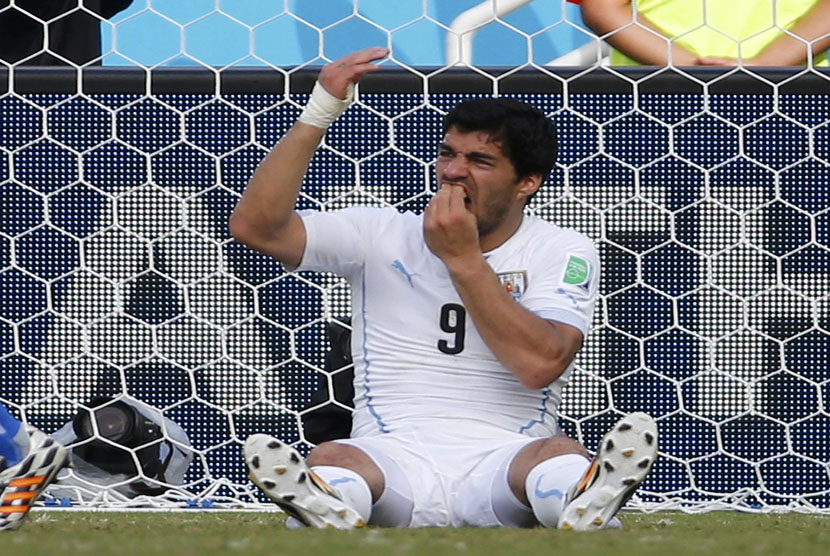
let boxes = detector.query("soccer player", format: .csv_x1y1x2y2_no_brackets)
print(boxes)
0,403,68,531
231,47,657,531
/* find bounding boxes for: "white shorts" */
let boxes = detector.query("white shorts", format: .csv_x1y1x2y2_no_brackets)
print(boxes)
335,419,542,528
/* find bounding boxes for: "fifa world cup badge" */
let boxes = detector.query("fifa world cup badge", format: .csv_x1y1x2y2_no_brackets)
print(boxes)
498,271,527,299
562,255,593,291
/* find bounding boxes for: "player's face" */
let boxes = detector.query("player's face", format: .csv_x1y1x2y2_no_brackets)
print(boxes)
436,127,526,237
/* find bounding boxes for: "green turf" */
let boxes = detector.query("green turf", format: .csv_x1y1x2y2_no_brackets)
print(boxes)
5,511,828,556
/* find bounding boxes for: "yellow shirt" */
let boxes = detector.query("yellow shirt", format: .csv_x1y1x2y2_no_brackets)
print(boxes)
611,0,829,66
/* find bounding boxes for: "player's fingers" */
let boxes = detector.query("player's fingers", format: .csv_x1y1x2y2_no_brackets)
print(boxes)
350,62,384,81
344,47,389,65
354,62,383,73
430,185,451,221
320,48,387,92
333,48,388,82
424,190,443,229
447,185,466,215
425,185,445,209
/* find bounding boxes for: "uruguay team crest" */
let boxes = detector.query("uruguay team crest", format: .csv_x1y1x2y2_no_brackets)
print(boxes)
498,271,527,299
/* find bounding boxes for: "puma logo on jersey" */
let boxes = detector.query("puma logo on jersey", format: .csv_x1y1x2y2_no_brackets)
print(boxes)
392,260,419,287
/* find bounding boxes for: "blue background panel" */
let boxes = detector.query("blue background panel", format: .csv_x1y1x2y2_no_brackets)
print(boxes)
102,0,589,67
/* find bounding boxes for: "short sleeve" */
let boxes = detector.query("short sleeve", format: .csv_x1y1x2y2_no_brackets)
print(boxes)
294,207,389,279
520,231,600,336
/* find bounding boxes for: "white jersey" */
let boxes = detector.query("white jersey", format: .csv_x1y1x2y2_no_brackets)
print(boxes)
296,207,599,438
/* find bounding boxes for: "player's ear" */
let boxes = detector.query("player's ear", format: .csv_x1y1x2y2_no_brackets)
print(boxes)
515,174,542,202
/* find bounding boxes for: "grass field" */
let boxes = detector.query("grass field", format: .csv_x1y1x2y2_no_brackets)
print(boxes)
6,511,828,556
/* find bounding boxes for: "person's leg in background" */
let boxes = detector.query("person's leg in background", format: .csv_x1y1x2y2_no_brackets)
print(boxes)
1,403,69,532
0,404,30,467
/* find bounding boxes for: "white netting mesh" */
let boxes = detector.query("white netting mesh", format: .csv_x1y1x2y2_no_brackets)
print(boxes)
0,1,828,513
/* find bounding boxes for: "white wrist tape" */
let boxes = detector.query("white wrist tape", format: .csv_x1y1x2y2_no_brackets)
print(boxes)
298,81,355,129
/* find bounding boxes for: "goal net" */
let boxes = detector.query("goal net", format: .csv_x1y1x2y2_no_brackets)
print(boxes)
0,1,828,513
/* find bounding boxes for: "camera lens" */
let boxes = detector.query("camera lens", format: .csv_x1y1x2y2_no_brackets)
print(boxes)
94,404,134,442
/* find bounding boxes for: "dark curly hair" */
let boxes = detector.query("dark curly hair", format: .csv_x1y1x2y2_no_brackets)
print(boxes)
442,97,558,184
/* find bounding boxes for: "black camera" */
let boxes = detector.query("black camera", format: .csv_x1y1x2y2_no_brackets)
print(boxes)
72,396,164,479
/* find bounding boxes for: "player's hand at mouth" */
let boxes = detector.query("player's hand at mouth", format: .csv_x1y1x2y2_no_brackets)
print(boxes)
441,181,473,210
424,184,481,267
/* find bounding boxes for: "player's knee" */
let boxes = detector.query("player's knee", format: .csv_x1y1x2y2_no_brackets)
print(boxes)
512,436,588,480
307,441,357,467
308,442,385,501
307,442,378,479
535,436,589,462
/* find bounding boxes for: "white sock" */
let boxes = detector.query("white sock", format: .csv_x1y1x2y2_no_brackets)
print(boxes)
311,465,373,522
524,454,591,528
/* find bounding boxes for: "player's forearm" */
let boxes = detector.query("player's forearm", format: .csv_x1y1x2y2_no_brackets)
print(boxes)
580,0,697,65
231,48,386,257
229,123,323,248
447,255,577,390
751,0,830,65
